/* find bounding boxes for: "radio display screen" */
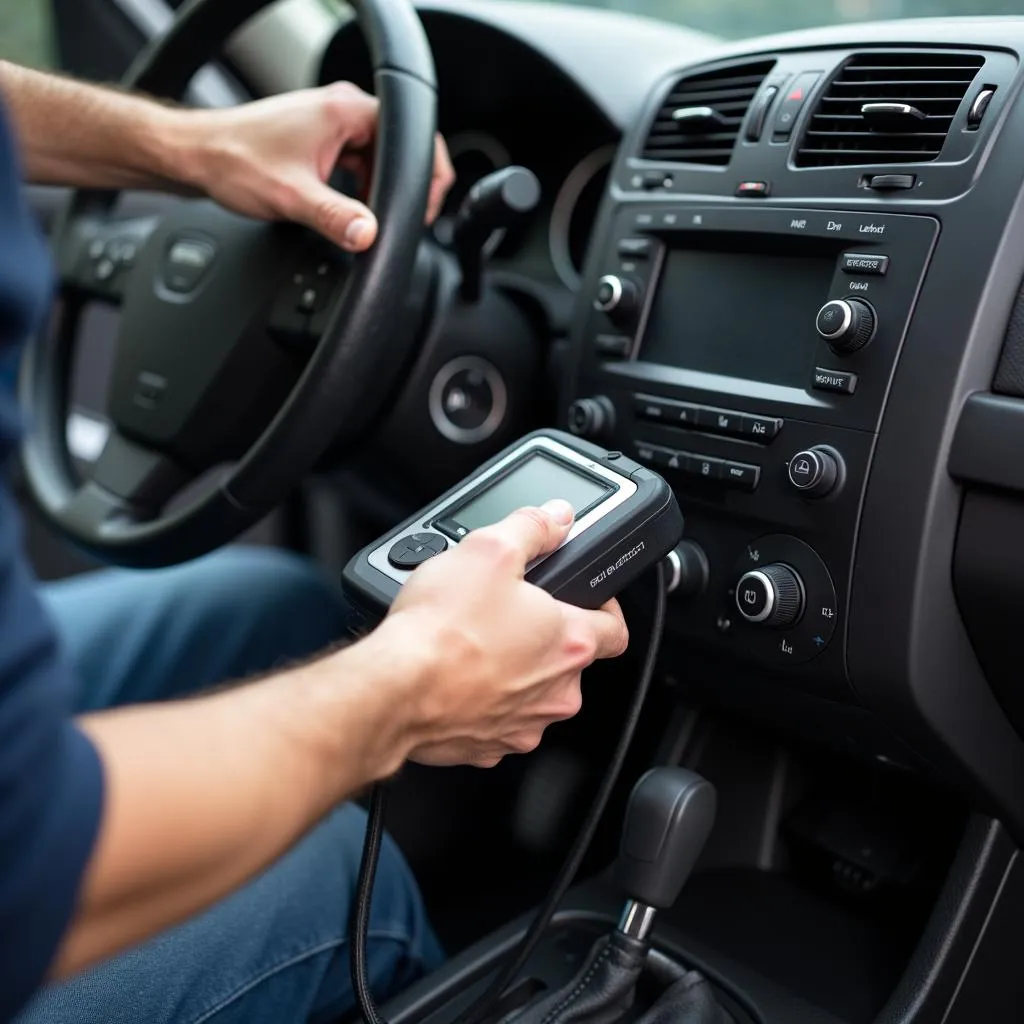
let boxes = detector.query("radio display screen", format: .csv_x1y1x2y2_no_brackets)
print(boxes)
440,452,613,534
638,240,836,387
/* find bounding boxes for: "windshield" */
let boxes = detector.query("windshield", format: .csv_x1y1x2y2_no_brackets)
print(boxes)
572,1,1020,39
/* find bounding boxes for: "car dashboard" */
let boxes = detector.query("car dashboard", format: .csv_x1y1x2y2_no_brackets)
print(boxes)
300,4,1024,845
38,2,1024,1020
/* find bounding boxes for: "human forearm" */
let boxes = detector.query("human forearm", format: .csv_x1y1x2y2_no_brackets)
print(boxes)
0,61,191,191
55,624,420,978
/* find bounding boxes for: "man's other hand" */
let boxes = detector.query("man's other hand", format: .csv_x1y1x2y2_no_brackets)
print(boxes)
176,81,455,252
381,500,630,769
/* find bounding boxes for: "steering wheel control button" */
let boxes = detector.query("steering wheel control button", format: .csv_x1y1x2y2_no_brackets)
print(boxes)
787,446,842,498
816,298,876,355
736,564,804,627
162,237,216,294
841,252,889,276
387,533,448,570
568,396,615,440
813,367,859,394
429,356,508,445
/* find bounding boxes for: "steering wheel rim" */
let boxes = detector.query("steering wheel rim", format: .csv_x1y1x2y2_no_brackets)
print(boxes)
19,0,437,567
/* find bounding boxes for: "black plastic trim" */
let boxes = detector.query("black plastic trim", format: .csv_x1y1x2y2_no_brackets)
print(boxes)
949,392,1024,493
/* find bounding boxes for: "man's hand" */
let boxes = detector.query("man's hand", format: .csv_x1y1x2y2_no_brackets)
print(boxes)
175,82,455,251
379,499,630,768
0,64,455,252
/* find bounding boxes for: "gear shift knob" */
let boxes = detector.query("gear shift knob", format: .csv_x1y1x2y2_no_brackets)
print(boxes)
614,768,716,921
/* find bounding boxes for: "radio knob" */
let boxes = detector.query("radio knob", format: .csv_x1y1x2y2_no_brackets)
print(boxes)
735,563,805,628
594,274,638,323
787,446,842,498
567,395,616,440
815,298,876,355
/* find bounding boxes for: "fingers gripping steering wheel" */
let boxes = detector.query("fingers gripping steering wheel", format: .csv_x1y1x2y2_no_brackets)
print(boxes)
20,0,437,567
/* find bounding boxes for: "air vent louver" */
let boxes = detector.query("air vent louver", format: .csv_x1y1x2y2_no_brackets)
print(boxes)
641,60,775,165
797,50,984,167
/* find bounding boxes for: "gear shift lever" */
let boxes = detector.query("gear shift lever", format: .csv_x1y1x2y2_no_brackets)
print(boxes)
508,768,720,1024
614,767,717,942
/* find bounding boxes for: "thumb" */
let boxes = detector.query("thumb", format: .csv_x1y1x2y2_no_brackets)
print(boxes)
481,499,575,570
297,178,378,252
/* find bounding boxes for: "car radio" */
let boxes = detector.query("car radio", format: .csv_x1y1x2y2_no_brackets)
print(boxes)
564,201,939,692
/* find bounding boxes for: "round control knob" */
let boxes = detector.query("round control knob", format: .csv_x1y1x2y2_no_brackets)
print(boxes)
735,563,804,628
815,298,876,355
665,540,709,600
567,395,616,439
594,274,638,319
787,446,841,498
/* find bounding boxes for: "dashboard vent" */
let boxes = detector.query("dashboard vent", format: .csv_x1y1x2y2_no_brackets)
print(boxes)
641,60,775,165
797,50,985,167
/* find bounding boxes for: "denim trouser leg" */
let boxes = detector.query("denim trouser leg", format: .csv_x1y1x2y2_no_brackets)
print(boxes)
15,546,443,1024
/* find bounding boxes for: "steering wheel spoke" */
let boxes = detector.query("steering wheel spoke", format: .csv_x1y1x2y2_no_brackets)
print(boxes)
57,210,159,303
65,430,190,535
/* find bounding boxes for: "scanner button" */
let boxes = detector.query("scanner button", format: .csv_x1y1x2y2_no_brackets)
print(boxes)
388,533,448,570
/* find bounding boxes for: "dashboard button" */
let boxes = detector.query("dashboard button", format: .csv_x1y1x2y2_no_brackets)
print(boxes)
723,461,760,491
634,442,658,463
697,406,743,436
642,172,672,190
813,367,858,394
841,252,889,276
736,180,770,198
689,455,722,482
633,394,699,427
666,401,699,427
771,72,820,141
618,237,653,258
866,173,915,191
634,395,668,421
741,414,781,441
595,334,631,357
658,449,687,473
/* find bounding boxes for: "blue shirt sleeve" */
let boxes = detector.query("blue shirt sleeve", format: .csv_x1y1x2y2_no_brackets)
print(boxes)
0,99,105,1021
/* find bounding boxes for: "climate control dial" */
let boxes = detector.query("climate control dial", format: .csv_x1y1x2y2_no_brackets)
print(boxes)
735,563,805,628
815,298,876,355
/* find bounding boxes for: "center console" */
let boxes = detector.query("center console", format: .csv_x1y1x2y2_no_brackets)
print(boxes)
385,21,1024,1024
566,202,937,695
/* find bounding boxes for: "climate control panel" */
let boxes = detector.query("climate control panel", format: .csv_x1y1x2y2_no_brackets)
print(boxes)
729,535,839,666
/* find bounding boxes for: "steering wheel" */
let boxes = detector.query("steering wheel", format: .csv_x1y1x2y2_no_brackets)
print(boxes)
20,0,437,568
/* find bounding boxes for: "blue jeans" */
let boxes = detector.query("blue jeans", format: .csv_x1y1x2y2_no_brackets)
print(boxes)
15,546,444,1024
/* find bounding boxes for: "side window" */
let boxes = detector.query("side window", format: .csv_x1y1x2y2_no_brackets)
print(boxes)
0,1,55,68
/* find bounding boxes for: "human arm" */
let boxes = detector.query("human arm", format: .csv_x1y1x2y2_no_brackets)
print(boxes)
53,500,627,977
0,61,454,251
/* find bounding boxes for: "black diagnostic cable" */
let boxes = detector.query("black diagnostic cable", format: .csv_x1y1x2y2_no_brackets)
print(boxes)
351,559,669,1024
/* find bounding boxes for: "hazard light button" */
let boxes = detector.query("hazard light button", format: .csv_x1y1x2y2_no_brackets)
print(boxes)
771,72,821,142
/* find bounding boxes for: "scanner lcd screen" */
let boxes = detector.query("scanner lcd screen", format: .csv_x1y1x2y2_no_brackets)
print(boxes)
446,452,613,533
